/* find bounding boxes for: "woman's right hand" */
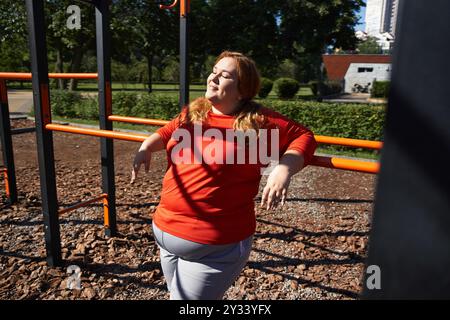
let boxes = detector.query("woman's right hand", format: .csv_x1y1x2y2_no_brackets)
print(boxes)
130,144,152,184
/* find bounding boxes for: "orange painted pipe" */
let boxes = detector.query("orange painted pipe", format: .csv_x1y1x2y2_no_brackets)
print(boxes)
108,116,382,150
103,194,110,228
58,193,107,215
315,135,382,150
46,122,380,174
46,124,149,142
180,0,190,16
311,155,379,174
0,72,98,80
2,169,10,199
108,115,169,126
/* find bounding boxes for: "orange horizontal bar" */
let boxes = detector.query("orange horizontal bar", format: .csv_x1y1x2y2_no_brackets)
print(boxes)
0,72,98,80
46,123,379,174
109,117,382,150
46,124,148,142
108,115,169,126
315,135,382,150
59,193,107,215
311,155,379,174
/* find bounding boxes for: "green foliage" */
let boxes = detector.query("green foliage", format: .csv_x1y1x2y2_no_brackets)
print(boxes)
259,99,385,141
162,57,180,82
276,59,298,79
258,78,274,98
309,80,343,97
112,92,138,115
309,81,319,96
49,90,180,121
274,78,300,99
200,55,216,81
371,81,390,98
74,96,98,120
46,91,385,143
50,90,83,118
321,80,343,96
134,93,179,119
1,0,365,87
357,36,383,54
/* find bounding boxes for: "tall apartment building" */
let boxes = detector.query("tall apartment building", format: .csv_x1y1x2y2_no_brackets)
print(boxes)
363,0,401,51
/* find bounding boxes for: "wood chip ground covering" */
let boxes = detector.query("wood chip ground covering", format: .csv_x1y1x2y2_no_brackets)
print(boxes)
0,119,376,300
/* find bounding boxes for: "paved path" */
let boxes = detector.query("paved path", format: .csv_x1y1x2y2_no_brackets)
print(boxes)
323,93,386,104
6,90,33,116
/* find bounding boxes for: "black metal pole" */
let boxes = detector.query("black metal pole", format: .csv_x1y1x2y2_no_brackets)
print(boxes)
179,0,190,109
95,0,117,236
0,80,18,204
25,0,61,266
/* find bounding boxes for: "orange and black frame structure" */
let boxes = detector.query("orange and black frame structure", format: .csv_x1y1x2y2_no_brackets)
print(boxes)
179,0,190,109
25,0,61,266
94,0,117,237
0,79,17,204
159,0,190,109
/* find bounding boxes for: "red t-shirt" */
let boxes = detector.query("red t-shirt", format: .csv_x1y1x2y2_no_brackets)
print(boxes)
153,106,317,244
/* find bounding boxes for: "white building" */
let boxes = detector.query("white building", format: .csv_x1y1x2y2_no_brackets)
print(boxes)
363,0,401,51
344,63,391,93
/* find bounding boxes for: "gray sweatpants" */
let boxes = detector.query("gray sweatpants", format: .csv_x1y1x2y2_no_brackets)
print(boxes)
152,221,253,300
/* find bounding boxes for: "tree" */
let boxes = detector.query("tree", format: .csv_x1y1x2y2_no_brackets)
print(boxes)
111,0,178,92
46,0,96,90
194,0,280,77
0,1,29,73
357,36,383,54
278,0,364,90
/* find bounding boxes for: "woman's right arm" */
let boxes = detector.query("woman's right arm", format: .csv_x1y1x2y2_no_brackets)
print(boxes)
130,132,165,184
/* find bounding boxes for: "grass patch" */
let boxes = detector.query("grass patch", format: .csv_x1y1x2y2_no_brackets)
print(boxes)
316,146,380,160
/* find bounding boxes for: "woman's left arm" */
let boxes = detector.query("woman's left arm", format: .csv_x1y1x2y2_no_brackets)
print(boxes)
260,150,305,210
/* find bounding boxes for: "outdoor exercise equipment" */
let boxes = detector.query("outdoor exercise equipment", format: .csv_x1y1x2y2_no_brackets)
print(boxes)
157,0,190,108
3,0,381,267
0,72,98,204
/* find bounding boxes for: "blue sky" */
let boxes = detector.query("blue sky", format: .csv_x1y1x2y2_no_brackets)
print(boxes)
355,1,367,31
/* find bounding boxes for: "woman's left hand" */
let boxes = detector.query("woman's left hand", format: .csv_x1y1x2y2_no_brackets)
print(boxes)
261,164,292,210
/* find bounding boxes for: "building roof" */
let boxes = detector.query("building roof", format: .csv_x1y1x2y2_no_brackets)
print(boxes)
322,54,391,81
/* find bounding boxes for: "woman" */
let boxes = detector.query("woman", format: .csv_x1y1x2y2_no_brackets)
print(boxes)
131,51,317,300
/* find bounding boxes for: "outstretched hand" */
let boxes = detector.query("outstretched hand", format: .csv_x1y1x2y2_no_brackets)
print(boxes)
130,148,151,184
260,165,291,210
130,133,165,184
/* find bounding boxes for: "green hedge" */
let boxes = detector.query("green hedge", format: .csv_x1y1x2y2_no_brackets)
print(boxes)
371,80,390,98
258,77,273,98
259,99,385,141
309,80,343,97
47,90,385,142
274,78,300,99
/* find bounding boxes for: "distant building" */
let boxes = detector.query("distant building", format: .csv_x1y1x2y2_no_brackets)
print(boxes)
322,54,391,93
362,0,401,51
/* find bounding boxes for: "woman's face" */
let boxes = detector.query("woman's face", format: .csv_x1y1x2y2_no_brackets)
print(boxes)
205,57,241,112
